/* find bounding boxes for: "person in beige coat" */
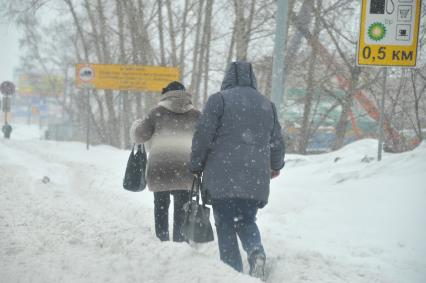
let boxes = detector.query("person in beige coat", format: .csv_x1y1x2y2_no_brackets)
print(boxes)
130,81,200,242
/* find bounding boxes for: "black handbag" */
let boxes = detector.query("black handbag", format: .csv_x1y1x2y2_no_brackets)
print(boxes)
123,144,147,192
181,176,214,243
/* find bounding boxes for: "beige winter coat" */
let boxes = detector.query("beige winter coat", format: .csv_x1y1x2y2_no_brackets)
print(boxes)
130,90,201,192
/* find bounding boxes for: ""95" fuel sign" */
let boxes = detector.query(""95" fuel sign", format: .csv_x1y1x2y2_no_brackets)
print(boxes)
357,0,422,67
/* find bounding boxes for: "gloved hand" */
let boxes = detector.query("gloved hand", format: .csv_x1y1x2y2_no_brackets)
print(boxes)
192,172,202,178
271,170,280,179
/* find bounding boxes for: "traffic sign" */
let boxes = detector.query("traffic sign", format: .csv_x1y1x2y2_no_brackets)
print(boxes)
18,74,64,97
75,64,180,92
78,65,95,83
0,81,15,96
357,0,422,67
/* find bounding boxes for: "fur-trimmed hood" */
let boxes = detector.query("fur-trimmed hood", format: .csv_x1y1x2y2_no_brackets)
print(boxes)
158,90,194,114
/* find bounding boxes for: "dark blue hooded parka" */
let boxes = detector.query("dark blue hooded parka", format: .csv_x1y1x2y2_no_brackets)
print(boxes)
190,62,285,206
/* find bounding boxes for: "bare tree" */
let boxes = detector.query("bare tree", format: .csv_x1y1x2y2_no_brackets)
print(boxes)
298,0,322,154
4,0,424,152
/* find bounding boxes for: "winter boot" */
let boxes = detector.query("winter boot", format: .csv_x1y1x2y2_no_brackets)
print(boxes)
249,250,266,280
156,231,170,241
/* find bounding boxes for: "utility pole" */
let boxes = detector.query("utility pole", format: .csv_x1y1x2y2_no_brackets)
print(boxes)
271,0,288,123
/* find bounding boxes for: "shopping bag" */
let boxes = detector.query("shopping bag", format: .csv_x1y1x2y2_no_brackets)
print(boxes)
123,144,147,192
181,176,214,243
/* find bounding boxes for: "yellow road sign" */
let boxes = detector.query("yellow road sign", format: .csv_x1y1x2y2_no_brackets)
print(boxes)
357,0,422,67
75,64,180,92
18,74,64,97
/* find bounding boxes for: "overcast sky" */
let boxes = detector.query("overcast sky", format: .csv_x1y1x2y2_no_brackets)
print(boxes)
0,22,20,82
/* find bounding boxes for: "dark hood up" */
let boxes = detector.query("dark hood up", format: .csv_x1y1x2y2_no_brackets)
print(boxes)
220,61,258,91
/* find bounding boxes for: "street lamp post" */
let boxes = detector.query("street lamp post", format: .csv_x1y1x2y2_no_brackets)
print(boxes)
271,0,289,123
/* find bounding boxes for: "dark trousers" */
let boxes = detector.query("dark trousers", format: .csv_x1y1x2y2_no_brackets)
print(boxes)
211,199,265,272
154,190,190,242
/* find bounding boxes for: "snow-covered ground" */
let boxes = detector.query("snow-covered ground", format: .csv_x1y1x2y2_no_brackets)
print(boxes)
1,124,425,283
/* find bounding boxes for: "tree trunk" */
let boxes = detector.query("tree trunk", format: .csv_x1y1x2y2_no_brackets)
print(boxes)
189,0,205,94
410,70,424,142
165,0,178,67
333,68,360,150
97,0,119,147
193,0,213,108
233,0,256,61
158,0,166,65
202,0,214,106
299,0,322,154
179,0,190,80
116,0,131,148
65,0,108,144
193,29,207,107
234,0,246,60
226,18,236,63
82,0,109,143
83,0,102,62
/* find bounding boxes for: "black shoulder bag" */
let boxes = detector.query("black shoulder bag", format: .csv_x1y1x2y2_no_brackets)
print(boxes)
123,144,147,192
181,176,214,243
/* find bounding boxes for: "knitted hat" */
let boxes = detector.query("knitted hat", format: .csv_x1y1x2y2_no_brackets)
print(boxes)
162,81,185,94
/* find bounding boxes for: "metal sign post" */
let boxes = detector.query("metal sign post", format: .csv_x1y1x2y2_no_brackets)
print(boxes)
75,66,94,150
378,68,387,161
2,96,11,120
3,97,8,124
1,81,15,139
86,88,90,150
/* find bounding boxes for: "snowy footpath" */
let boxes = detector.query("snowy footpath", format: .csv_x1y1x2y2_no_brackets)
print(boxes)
1,125,425,283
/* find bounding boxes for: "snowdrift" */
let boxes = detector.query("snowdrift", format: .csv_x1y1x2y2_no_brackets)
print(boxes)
1,125,425,283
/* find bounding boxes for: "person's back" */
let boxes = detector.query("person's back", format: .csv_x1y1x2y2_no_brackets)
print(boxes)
191,62,284,206
145,105,199,190
190,62,285,278
214,83,275,151
131,81,200,242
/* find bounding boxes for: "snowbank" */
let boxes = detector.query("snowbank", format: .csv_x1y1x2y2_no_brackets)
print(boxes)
1,125,425,282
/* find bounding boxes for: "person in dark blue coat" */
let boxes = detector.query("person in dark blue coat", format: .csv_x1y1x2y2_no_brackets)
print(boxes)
189,61,285,278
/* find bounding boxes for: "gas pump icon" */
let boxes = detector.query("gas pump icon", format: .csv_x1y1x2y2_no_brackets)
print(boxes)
370,0,395,15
